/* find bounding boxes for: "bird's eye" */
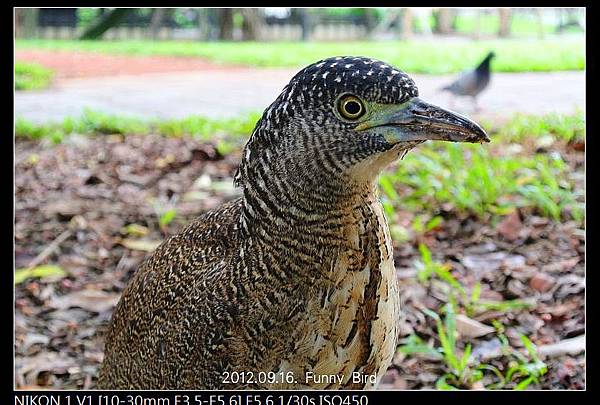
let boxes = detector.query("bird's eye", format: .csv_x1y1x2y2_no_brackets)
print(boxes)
337,95,365,120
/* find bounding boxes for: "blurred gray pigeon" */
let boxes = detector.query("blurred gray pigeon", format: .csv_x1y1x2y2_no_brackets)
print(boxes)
442,51,495,110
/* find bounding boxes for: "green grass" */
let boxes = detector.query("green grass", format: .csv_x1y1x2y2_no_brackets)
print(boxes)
155,114,261,140
16,110,584,223
398,244,548,390
14,61,54,90
381,143,583,222
498,111,585,143
15,109,261,152
15,38,585,73
399,304,547,390
415,244,534,318
380,111,585,224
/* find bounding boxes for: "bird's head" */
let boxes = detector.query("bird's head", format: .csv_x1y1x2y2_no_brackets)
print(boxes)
478,51,496,70
235,56,489,190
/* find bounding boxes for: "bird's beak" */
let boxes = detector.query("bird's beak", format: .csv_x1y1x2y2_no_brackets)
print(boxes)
357,97,490,144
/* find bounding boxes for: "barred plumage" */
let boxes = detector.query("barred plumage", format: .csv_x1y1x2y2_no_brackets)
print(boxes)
98,56,488,390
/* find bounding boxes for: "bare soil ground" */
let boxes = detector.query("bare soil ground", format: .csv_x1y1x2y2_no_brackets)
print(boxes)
15,50,585,123
14,134,585,390
15,49,243,79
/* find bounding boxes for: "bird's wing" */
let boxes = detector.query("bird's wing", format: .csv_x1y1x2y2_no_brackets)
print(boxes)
444,70,479,96
98,198,244,389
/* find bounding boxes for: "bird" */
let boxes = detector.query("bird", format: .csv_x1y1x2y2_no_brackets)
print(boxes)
441,51,495,111
97,56,489,390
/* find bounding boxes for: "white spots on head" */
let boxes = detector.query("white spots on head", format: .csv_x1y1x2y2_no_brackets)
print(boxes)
276,57,419,111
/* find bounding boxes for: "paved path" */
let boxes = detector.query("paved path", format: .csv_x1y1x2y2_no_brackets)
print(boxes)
15,69,585,123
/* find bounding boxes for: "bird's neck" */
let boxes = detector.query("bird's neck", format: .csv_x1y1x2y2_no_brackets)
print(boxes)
237,172,384,280
476,56,493,73
240,170,377,230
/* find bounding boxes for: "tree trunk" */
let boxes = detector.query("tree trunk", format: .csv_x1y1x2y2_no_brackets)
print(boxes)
16,8,39,38
14,8,24,38
498,8,512,37
473,9,482,39
400,8,413,39
218,8,234,40
537,8,545,38
436,8,454,34
370,9,400,38
240,8,263,41
149,8,167,39
298,9,313,41
364,8,378,35
196,8,209,40
79,8,130,40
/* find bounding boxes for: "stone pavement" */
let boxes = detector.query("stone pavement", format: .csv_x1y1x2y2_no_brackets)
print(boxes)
15,68,585,123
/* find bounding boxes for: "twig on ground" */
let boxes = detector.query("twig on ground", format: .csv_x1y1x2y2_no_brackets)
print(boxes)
26,229,72,269
537,335,585,358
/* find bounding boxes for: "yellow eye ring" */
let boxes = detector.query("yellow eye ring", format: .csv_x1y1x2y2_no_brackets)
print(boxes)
337,95,365,120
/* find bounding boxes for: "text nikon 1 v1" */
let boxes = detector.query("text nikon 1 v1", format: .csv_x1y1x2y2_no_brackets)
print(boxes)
14,394,370,405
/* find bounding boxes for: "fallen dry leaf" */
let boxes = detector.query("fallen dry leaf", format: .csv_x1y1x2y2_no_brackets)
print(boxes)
51,289,120,313
542,257,580,273
455,314,495,338
119,238,162,252
537,335,585,358
14,119,585,389
539,300,580,318
462,252,526,275
497,211,523,241
16,351,79,384
529,272,556,293
15,265,67,285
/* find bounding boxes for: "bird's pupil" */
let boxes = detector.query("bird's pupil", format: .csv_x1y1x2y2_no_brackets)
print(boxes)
345,101,361,115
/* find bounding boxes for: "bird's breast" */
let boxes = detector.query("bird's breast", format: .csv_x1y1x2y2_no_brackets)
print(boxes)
275,197,399,389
